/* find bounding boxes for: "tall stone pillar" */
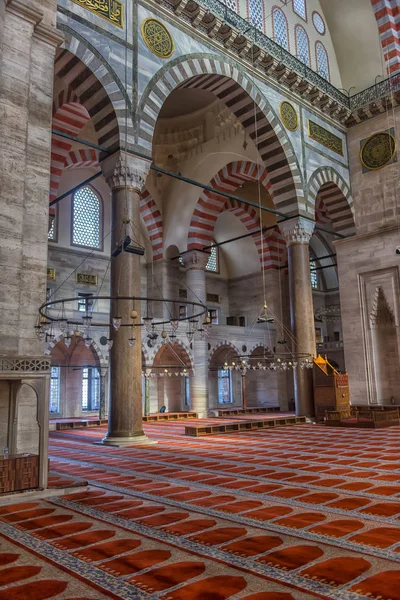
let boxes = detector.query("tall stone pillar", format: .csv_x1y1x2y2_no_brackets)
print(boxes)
279,217,316,418
102,155,152,446
99,367,107,420
184,250,210,418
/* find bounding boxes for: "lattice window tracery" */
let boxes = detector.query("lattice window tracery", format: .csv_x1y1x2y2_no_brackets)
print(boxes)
50,367,60,413
295,25,310,65
206,244,219,273
224,0,238,11
316,41,329,80
310,259,318,289
273,8,289,50
293,0,306,20
72,187,101,249
249,0,264,31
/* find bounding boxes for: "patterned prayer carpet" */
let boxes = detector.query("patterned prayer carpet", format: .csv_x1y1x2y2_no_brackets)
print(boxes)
2,421,400,599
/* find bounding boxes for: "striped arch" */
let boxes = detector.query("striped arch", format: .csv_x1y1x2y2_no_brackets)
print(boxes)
151,340,194,370
138,54,305,215
45,333,106,365
50,40,124,212
140,190,163,261
248,343,274,357
188,161,286,270
64,149,99,171
209,341,241,365
370,0,400,75
308,167,355,236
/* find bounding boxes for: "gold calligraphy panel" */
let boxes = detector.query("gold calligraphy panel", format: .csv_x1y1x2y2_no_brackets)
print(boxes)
360,131,396,171
47,268,56,281
71,0,124,29
308,120,344,157
280,102,298,132
141,19,174,59
76,273,98,286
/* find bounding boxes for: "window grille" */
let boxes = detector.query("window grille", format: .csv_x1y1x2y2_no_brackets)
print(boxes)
208,309,219,324
316,41,329,80
206,244,219,272
312,11,325,34
249,0,264,31
78,293,94,313
293,0,306,20
295,25,310,65
185,376,190,407
82,367,100,411
224,0,237,11
310,259,318,289
218,368,233,404
48,217,56,241
72,187,101,249
49,367,60,413
273,8,289,50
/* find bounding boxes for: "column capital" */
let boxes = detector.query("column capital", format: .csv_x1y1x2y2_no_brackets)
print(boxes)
279,217,315,246
182,249,211,270
102,153,151,192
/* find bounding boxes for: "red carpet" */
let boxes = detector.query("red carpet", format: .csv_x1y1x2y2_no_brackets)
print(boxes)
1,421,400,598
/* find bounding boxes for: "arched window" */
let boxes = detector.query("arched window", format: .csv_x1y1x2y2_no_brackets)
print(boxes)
310,259,318,289
249,0,264,31
273,7,289,50
72,186,102,249
295,25,310,66
316,41,329,80
206,243,219,273
218,368,233,404
293,0,306,20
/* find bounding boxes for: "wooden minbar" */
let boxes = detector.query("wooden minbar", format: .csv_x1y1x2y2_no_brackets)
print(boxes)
313,355,350,423
0,454,39,494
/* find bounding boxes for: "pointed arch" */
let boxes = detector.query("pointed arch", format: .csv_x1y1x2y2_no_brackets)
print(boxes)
152,340,194,370
209,342,241,366
308,167,355,236
50,42,122,213
140,190,164,261
138,54,305,215
188,161,286,270
64,149,99,171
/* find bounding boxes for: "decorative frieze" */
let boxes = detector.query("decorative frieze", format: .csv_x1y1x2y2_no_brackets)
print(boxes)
308,120,344,156
0,358,51,374
71,0,124,28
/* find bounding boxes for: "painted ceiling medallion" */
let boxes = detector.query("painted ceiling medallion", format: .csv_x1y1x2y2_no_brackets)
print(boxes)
280,101,298,132
360,131,396,171
141,18,174,59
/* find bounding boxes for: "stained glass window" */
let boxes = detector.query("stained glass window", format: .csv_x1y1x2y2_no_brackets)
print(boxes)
82,367,100,411
295,25,310,66
249,0,264,31
316,41,329,80
293,0,306,20
72,187,101,249
310,259,318,289
273,8,289,50
312,11,325,34
49,367,60,413
206,244,219,272
218,369,232,404
185,376,190,407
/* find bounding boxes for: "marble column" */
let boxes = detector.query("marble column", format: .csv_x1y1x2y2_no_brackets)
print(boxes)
102,155,152,446
184,250,210,418
279,217,316,418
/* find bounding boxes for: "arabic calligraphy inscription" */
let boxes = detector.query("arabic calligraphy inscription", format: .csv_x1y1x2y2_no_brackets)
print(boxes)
71,0,124,29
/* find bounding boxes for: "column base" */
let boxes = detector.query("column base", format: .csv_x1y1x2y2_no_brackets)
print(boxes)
97,434,157,447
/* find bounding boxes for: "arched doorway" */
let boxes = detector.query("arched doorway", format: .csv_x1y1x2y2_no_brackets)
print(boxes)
50,335,102,418
150,342,193,413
